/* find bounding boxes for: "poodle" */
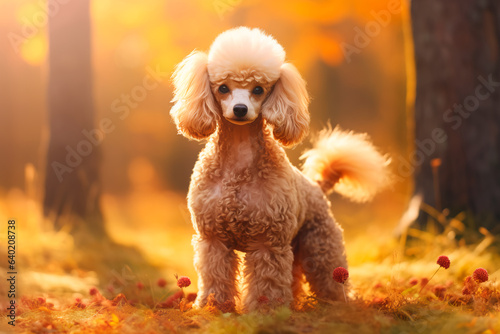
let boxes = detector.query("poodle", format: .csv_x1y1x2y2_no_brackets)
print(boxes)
170,27,390,311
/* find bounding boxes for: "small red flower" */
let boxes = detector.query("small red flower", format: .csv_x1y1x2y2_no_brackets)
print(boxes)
89,287,98,296
433,285,446,298
157,278,167,288
160,291,184,308
437,255,450,269
463,275,474,286
473,268,488,283
186,293,197,302
177,276,191,288
74,298,86,309
136,282,144,290
111,293,129,306
409,278,419,286
420,278,429,287
462,286,471,295
333,267,349,284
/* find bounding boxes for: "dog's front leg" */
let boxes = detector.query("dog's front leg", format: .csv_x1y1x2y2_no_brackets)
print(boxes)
242,244,294,311
192,235,239,308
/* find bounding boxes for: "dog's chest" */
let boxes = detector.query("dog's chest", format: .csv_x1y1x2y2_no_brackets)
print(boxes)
189,138,300,250
195,170,285,251
214,172,264,228
193,168,298,251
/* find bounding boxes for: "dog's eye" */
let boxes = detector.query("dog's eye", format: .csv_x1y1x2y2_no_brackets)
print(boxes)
252,86,264,95
218,85,229,94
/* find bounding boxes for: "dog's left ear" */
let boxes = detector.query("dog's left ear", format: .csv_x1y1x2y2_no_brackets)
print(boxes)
262,63,310,147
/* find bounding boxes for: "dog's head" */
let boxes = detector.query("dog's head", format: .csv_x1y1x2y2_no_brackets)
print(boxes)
170,27,310,146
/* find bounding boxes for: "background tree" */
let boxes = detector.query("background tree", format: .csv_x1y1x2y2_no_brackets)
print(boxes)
411,0,500,232
44,0,104,234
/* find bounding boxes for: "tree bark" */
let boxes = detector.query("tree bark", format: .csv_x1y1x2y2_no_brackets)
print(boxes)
411,0,500,232
44,0,104,233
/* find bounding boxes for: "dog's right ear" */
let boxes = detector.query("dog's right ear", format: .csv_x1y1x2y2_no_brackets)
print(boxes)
170,51,219,140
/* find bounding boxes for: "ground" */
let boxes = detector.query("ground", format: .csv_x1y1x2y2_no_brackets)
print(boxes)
0,190,499,333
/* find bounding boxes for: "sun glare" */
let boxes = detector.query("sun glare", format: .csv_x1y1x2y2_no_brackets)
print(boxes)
20,34,48,66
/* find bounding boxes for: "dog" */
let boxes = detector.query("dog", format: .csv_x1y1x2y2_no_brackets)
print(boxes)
170,27,390,311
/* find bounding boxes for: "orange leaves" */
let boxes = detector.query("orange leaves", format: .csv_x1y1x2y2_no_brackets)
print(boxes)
112,293,129,306
205,293,236,314
159,290,184,309
268,0,351,25
109,313,121,327
352,0,403,23
12,273,500,334
309,31,344,67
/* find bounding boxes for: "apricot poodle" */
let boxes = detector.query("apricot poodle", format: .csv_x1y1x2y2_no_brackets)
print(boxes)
170,27,390,311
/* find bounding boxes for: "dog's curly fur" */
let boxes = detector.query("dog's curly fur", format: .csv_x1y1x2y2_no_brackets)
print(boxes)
170,27,390,311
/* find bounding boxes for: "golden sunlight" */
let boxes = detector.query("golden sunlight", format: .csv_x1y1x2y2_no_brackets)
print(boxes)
20,34,47,66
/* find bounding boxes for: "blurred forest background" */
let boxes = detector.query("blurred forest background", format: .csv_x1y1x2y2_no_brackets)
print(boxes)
2,2,500,332
0,0,409,292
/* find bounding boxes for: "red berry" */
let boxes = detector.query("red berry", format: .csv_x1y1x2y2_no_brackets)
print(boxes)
333,267,349,284
420,278,429,287
177,276,191,288
436,256,450,269
89,287,98,296
433,285,446,298
473,268,488,283
157,278,167,288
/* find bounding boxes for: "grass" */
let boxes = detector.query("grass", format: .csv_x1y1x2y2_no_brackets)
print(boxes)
0,189,499,333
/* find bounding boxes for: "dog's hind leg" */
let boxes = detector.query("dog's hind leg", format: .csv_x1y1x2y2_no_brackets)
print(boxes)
291,237,306,308
297,212,348,302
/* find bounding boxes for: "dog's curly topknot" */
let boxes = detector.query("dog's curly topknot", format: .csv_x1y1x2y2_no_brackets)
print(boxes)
207,27,285,84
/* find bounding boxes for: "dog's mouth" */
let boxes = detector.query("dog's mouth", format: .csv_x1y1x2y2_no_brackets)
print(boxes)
224,117,256,125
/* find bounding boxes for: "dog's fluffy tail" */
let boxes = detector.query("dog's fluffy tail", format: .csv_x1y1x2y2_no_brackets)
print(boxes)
300,126,391,202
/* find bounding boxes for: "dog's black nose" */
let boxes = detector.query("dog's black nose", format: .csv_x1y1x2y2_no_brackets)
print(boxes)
233,104,248,117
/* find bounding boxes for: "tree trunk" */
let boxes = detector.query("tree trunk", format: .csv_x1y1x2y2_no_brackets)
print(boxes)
44,0,104,234
411,0,500,232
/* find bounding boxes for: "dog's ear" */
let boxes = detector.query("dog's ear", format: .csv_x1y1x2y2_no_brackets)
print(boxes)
170,51,219,140
262,63,310,147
